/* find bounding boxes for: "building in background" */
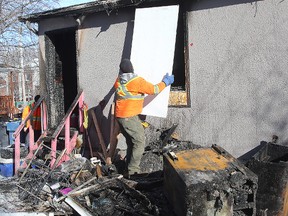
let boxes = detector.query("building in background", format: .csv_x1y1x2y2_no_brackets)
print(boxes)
0,63,39,113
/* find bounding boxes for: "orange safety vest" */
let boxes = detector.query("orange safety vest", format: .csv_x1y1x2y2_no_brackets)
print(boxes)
21,103,41,130
32,104,41,130
114,73,166,118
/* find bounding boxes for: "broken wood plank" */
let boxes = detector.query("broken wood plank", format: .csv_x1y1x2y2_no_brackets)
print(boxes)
84,128,94,158
161,124,178,147
65,196,94,216
90,109,107,159
69,175,123,197
107,102,120,164
96,164,103,179
56,176,98,202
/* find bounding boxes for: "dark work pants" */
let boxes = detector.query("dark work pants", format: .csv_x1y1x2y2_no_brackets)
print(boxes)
117,115,145,175
20,129,28,144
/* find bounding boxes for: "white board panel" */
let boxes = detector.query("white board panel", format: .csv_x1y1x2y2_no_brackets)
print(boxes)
131,5,179,118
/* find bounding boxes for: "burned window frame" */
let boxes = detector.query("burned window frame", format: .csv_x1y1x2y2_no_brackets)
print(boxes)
169,8,190,108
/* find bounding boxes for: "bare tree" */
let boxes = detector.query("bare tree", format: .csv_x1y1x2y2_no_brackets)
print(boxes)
0,0,59,66
0,0,59,101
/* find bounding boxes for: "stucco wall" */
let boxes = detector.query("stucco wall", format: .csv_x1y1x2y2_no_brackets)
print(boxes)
77,9,135,145
147,0,288,158
77,9,134,112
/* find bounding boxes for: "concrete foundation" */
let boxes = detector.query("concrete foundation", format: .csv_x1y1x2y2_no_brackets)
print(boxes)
163,144,258,216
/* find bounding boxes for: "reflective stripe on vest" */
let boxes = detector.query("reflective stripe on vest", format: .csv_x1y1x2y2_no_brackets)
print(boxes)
154,85,160,94
116,76,144,100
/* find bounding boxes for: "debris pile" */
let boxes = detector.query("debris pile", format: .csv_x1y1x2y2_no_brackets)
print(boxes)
0,125,276,216
0,126,184,215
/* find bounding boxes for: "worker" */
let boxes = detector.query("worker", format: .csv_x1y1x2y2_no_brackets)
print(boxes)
20,101,31,145
114,59,174,177
21,95,42,144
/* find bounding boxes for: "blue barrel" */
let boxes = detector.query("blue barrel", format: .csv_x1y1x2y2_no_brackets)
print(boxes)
6,121,21,145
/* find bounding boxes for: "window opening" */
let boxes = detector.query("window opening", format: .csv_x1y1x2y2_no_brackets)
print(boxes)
169,5,190,107
172,6,185,90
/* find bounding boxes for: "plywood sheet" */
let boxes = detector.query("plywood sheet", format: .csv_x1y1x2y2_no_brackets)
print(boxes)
131,5,179,118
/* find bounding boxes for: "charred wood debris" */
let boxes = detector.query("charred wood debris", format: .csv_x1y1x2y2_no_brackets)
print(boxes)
0,125,188,215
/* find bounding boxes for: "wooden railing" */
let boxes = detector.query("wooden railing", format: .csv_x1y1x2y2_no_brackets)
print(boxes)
50,90,84,167
13,95,47,174
13,90,84,175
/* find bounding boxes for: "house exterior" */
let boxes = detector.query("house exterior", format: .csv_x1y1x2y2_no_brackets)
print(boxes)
0,64,38,111
19,0,288,159
0,65,19,98
0,65,20,115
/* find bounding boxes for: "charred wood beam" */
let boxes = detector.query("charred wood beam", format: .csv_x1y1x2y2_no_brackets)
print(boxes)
19,0,147,23
65,196,94,216
68,176,122,197
56,176,98,202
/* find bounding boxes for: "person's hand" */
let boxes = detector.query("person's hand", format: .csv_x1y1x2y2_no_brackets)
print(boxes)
162,73,174,86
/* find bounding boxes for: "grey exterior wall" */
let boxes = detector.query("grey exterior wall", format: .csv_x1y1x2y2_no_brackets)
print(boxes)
37,0,288,158
147,0,288,158
77,9,134,110
77,9,135,146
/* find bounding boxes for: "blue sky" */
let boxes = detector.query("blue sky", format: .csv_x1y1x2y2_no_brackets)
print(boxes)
58,0,93,7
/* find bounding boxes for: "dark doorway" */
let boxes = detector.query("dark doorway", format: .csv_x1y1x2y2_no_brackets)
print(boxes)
46,28,78,112
45,28,78,128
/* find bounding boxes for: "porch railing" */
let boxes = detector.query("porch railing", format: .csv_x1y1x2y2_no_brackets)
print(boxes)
13,95,48,174
50,90,84,167
13,90,84,175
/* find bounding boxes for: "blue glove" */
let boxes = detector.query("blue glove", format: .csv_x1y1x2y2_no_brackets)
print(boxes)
162,73,174,86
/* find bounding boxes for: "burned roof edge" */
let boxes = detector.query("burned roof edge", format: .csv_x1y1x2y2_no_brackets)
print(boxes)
18,0,146,23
